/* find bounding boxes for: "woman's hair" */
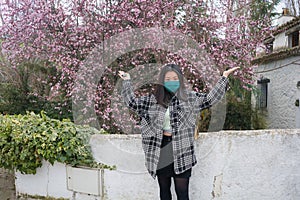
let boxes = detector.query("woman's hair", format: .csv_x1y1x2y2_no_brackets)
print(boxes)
153,63,187,107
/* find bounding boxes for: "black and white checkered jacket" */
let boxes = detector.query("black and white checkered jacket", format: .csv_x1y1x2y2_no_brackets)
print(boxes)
122,76,229,179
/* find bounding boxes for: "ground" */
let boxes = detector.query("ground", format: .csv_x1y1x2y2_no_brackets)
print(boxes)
0,168,16,200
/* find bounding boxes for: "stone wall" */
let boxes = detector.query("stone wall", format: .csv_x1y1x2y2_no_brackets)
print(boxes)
90,130,300,199
16,129,300,199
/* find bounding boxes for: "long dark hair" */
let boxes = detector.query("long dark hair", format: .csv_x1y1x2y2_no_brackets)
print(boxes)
153,64,187,107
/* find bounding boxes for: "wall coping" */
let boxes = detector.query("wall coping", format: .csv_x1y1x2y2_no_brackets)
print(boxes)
91,129,300,140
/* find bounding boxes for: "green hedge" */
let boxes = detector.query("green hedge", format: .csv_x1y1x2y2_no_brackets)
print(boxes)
0,111,114,174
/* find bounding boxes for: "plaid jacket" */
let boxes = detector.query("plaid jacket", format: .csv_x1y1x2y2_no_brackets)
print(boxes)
122,76,229,179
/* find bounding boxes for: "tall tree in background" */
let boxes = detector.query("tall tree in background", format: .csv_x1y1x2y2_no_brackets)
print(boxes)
216,0,280,130
282,0,300,15
250,0,281,20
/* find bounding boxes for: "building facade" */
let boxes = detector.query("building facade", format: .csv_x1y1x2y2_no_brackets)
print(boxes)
252,11,300,129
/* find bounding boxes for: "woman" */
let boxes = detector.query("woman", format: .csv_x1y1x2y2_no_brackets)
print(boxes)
119,64,239,200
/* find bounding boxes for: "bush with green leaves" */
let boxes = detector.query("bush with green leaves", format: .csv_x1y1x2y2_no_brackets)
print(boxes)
0,111,114,174
195,78,267,131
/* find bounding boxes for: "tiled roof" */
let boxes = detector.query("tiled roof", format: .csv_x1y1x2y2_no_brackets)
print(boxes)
252,16,300,64
272,16,300,36
252,46,300,65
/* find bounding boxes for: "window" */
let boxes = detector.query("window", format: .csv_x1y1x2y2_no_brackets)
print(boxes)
263,37,274,54
257,78,270,108
265,42,273,54
288,30,299,48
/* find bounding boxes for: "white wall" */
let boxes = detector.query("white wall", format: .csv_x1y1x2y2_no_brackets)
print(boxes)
16,130,300,199
297,83,300,128
194,130,300,200
254,56,300,129
273,32,288,50
15,161,73,199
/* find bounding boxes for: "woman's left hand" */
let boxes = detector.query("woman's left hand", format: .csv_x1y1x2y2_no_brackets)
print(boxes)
222,67,240,78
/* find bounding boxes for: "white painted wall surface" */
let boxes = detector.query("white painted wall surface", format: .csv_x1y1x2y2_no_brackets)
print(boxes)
15,161,73,199
194,130,300,200
297,85,300,128
254,56,300,129
273,32,287,50
15,130,300,199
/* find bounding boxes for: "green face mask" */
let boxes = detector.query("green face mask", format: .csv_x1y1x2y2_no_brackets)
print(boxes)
164,81,180,93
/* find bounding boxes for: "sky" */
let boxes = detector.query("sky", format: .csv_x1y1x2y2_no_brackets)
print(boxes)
272,1,294,26
275,1,286,14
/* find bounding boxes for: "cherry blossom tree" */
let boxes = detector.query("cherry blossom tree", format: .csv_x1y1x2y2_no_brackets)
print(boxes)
0,0,273,132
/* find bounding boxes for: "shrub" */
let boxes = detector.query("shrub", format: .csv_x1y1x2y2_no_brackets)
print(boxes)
0,111,113,174
196,91,267,131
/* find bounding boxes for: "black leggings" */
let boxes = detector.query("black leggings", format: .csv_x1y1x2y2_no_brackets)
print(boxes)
157,175,190,200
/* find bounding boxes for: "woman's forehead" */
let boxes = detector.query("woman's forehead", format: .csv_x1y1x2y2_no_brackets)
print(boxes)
165,71,178,77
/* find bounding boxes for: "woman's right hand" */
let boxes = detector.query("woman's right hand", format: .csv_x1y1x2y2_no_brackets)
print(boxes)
222,67,240,78
118,71,131,80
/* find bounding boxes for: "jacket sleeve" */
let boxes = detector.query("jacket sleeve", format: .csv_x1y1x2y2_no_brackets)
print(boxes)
193,76,229,110
121,80,150,115
121,80,138,112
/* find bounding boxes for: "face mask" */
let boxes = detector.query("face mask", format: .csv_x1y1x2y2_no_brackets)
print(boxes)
164,81,180,93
